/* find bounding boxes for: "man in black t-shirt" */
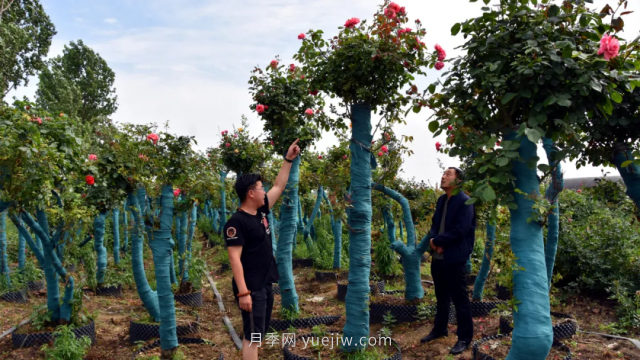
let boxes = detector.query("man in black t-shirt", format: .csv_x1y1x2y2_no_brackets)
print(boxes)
224,139,300,360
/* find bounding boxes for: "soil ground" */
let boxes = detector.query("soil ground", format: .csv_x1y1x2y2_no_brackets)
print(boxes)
1,235,639,359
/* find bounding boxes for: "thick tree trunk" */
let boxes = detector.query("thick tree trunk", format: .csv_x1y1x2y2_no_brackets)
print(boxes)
473,222,496,301
93,213,108,285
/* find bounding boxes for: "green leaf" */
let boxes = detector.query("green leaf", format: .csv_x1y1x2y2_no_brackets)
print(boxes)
483,0,490,4
502,93,517,104
428,84,436,94
611,91,623,104
621,160,634,168
479,166,488,174
451,23,462,36
548,5,560,17
496,157,509,167
465,197,478,205
490,177,500,183
428,120,439,133
590,79,602,92
525,128,542,143
520,89,532,98
483,186,496,201
557,98,572,107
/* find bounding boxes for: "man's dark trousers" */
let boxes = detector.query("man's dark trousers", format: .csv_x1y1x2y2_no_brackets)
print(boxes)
431,258,473,342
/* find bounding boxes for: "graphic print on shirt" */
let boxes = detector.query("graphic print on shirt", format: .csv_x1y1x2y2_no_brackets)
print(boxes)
261,212,270,235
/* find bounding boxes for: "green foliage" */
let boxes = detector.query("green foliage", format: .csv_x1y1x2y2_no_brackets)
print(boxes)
382,311,396,327
0,0,56,97
415,303,435,322
608,281,640,333
41,325,92,360
280,307,299,321
373,231,395,276
217,118,267,175
307,215,348,270
36,40,118,125
187,254,206,291
0,260,43,294
102,254,134,288
248,56,334,155
427,0,639,207
295,1,437,119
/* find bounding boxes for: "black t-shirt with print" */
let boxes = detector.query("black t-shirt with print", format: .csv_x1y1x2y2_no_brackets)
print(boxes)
224,195,279,292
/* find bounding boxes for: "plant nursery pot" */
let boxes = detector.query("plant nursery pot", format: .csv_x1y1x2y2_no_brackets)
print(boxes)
499,312,577,342
292,258,313,269
129,317,200,344
283,331,402,360
472,333,572,360
12,320,96,349
174,291,203,308
94,284,123,297
336,281,385,301
0,289,27,303
268,315,342,332
26,280,45,292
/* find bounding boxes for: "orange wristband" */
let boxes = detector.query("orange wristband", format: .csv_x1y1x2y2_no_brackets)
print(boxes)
237,291,251,298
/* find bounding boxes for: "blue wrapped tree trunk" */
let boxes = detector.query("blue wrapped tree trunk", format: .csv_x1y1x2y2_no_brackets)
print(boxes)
122,203,129,253
542,138,563,291
18,214,25,270
505,133,553,360
148,184,178,351
177,211,188,282
93,212,108,285
0,210,9,285
473,222,496,301
374,184,429,300
264,184,277,255
342,104,373,350
131,189,160,320
112,208,121,265
276,157,301,312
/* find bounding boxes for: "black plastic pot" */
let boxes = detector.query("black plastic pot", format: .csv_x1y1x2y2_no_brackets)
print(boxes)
175,291,203,308
292,258,313,269
273,284,281,295
94,284,123,297
470,301,506,318
472,333,572,360
27,280,45,292
499,312,577,342
12,320,96,349
283,332,401,360
220,263,230,272
337,281,385,302
129,318,199,344
1,289,27,303
269,315,341,332
131,337,222,359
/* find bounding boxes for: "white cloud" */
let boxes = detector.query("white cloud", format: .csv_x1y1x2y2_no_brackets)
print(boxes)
104,18,118,24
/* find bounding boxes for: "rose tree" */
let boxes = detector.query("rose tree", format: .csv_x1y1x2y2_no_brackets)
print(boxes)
295,1,438,350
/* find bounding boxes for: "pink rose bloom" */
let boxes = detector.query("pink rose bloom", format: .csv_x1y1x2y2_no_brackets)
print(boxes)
289,64,296,72
381,145,389,153
577,189,582,194
147,133,159,145
298,33,306,40
344,17,360,29
398,27,412,36
378,151,384,157
496,141,501,147
264,105,269,109
225,143,231,147
318,155,322,159
435,44,446,61
270,60,278,68
435,62,445,70
256,104,265,114
270,140,274,146
223,130,228,135
173,188,180,197
309,90,319,96
447,125,453,131
598,34,620,61
300,75,305,79
398,6,406,15
384,7,396,19
88,154,98,161
233,134,237,138
388,2,401,12
343,155,348,159
435,142,441,151
30,117,43,124
568,218,573,223
305,109,314,116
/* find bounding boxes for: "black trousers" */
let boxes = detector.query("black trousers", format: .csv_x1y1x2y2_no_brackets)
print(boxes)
431,258,473,342
233,282,274,341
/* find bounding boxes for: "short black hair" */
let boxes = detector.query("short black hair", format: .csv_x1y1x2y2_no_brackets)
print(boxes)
447,167,465,181
235,173,262,202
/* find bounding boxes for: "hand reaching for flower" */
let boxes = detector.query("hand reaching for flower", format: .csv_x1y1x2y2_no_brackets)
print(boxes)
286,139,301,161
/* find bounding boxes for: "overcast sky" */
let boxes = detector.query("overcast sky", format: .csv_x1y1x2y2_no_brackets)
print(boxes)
8,0,639,186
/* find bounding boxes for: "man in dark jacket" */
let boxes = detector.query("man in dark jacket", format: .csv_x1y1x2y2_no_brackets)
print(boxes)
421,167,476,355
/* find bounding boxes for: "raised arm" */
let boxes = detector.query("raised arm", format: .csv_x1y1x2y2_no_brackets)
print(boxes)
267,139,300,209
